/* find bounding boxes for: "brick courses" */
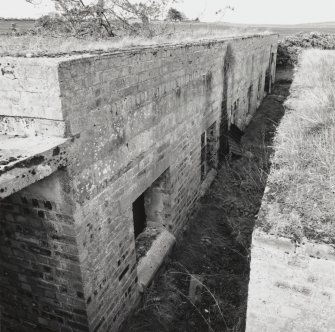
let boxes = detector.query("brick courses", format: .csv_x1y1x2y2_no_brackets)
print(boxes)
0,35,278,331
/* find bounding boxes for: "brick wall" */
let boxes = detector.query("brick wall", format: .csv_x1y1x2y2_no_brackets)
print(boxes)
0,34,278,331
59,35,277,332
0,171,89,332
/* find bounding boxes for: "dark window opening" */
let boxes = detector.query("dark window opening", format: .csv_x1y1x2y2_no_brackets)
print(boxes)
231,98,239,125
264,69,270,92
201,122,217,181
228,124,244,157
270,52,275,89
270,52,275,66
247,84,254,115
201,131,207,181
257,75,263,101
265,52,275,93
207,123,217,170
132,169,171,259
132,192,147,239
144,169,171,228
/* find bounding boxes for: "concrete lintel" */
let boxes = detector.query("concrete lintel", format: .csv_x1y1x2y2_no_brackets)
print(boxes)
137,229,176,291
199,169,217,197
0,135,70,199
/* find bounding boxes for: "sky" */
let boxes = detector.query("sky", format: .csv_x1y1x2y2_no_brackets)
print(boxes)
0,0,335,25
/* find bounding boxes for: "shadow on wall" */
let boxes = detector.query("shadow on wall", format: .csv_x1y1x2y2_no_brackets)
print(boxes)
219,43,235,162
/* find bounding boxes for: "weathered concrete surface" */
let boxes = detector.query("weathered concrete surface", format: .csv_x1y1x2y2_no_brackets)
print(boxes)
0,58,64,137
0,34,278,332
0,58,62,119
0,135,69,199
137,229,175,291
247,231,335,332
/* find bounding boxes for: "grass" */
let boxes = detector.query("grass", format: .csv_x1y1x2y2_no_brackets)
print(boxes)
2,18,335,39
0,25,269,57
0,19,35,35
258,49,335,245
277,32,335,66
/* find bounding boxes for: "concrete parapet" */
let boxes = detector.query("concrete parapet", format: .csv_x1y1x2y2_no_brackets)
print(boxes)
247,231,335,332
0,135,69,199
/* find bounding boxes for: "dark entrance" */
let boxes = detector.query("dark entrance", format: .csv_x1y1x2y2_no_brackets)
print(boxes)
201,122,217,181
132,192,147,239
247,84,254,115
265,69,270,93
265,52,275,93
219,44,234,162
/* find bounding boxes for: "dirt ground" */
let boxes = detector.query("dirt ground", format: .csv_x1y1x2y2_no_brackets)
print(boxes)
121,68,293,332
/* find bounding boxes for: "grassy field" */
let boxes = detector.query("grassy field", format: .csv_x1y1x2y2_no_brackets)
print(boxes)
258,49,335,245
1,18,335,37
2,20,335,57
271,26,335,38
0,19,35,34
248,22,335,38
0,28,268,57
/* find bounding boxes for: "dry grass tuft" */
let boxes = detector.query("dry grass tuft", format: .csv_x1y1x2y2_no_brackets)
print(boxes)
261,49,335,245
0,25,269,57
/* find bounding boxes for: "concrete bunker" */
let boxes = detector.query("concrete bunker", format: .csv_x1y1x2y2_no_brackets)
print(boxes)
0,34,278,332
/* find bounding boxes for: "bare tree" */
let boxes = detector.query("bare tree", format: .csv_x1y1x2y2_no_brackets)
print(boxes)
26,0,176,37
214,6,234,22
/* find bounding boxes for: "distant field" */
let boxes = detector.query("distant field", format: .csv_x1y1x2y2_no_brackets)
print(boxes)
260,26,335,38
0,19,35,34
160,22,335,39
1,18,335,38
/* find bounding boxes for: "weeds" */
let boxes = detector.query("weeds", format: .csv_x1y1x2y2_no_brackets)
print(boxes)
0,25,269,56
260,49,335,245
277,32,335,67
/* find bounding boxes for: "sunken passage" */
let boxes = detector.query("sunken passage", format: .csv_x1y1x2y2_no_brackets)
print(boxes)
0,34,277,332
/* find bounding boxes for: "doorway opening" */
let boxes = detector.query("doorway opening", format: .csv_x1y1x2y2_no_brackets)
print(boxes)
265,52,275,93
132,169,171,260
247,84,254,116
201,122,217,181
132,193,147,239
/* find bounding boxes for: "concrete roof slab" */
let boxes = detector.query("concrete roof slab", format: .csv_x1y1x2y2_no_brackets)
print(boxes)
0,135,70,199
